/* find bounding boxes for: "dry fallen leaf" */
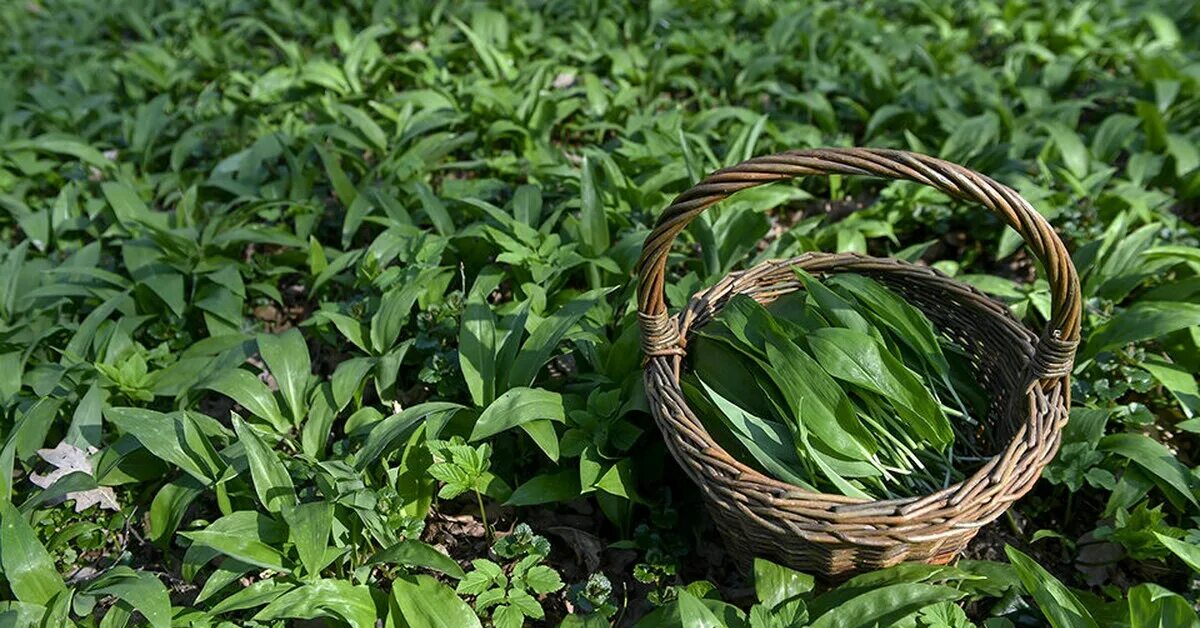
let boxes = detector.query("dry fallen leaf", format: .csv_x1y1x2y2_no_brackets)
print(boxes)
29,441,120,513
552,72,576,89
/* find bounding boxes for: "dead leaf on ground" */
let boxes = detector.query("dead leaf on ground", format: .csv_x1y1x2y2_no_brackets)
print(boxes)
29,441,120,512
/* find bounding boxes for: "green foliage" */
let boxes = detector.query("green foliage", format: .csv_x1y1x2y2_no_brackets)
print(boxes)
687,279,977,499
457,534,565,628
0,0,1197,625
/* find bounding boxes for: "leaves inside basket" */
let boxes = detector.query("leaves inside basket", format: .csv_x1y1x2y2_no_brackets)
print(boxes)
684,270,990,500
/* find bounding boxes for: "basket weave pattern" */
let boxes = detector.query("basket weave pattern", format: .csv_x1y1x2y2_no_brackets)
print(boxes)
635,148,1081,577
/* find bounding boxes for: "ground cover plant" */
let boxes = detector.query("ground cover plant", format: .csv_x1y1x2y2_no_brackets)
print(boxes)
1,0,1199,626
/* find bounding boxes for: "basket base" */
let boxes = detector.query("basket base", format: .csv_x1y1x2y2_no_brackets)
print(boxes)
709,496,980,580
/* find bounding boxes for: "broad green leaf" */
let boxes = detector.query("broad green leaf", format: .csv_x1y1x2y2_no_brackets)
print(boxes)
149,476,205,545
506,470,581,506
1083,302,1200,361
64,383,105,449
391,574,482,628
1140,358,1200,417
506,289,605,390
460,267,503,407
676,589,725,628
1042,121,1090,179
796,269,872,333
370,282,422,354
0,501,66,605
809,583,963,628
763,340,878,460
692,380,813,488
254,579,376,627
806,327,953,449
1005,546,1098,628
366,539,465,579
202,368,288,433
470,387,565,441
1154,533,1200,574
283,501,333,579
355,402,465,470
579,155,609,257
104,408,223,484
256,329,311,424
84,567,170,628
1099,433,1199,508
234,415,296,513
181,511,290,573
194,558,256,604
4,134,112,169
754,558,815,609
208,580,296,616
1128,582,1199,628
828,274,948,373
102,181,166,230
330,358,375,411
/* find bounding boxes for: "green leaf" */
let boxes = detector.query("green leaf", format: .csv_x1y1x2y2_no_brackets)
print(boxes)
691,379,813,488
366,539,465,579
181,511,290,573
754,558,815,609
208,580,295,616
316,145,357,208
579,155,609,257
828,274,949,373
194,558,256,604
518,419,560,462
1140,358,1200,417
104,408,223,484
1083,302,1200,361
1154,533,1200,574
234,415,296,513
84,567,171,628
355,402,464,470
202,368,288,433
256,329,311,424
809,583,963,628
148,476,203,545
1128,582,1199,628
101,181,166,230
370,282,422,354
1005,546,1098,628
254,579,376,627
64,383,105,450
330,358,375,411
391,574,482,628
676,589,728,628
806,327,953,449
1042,121,1090,179
282,501,333,578
0,501,66,605
470,387,566,441
795,269,873,333
506,289,605,389
5,133,113,169
506,470,581,506
460,267,502,407
1099,433,1199,508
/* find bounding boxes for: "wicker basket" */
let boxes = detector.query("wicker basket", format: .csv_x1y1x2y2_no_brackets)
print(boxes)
636,148,1081,578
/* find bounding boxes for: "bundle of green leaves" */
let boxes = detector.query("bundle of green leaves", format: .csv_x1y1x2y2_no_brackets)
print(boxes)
684,269,990,499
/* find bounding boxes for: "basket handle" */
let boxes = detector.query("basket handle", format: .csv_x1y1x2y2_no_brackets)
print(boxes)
635,148,1081,376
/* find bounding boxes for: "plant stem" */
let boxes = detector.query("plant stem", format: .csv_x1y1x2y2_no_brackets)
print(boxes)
475,488,492,542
